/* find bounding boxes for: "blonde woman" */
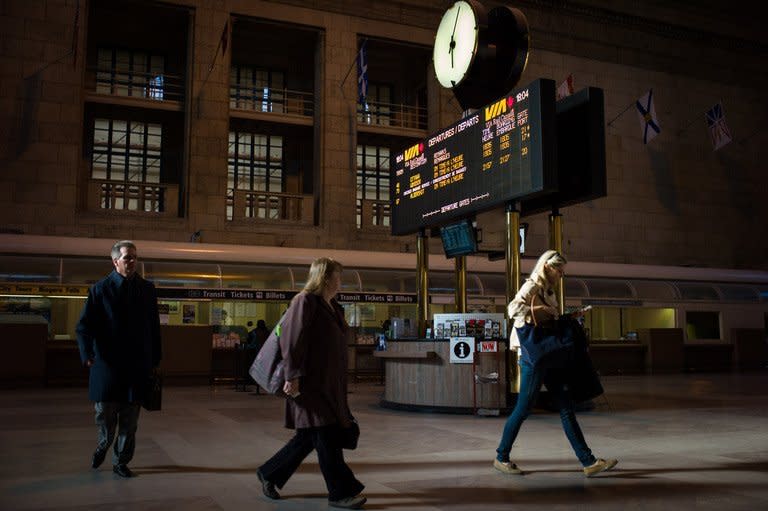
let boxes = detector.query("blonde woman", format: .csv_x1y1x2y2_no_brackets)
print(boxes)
257,258,366,509
494,250,617,477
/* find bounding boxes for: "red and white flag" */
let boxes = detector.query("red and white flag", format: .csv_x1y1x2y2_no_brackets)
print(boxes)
556,74,574,100
705,102,732,151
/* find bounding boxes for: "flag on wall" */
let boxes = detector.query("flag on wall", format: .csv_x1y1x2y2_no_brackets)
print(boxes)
220,20,229,56
705,102,732,150
71,0,80,68
356,40,368,105
636,89,661,144
556,74,574,100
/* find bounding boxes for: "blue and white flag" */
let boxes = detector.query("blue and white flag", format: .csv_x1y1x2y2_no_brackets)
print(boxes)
356,41,368,105
636,89,660,144
705,102,732,151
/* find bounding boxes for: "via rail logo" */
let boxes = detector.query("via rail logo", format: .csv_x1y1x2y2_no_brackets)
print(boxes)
450,337,475,364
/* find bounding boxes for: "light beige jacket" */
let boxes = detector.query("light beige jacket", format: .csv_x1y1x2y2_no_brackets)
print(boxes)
507,274,559,347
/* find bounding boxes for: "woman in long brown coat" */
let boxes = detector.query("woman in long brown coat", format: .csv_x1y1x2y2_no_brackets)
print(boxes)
257,257,366,510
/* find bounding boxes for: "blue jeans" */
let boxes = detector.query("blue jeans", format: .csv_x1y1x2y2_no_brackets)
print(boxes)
496,362,596,467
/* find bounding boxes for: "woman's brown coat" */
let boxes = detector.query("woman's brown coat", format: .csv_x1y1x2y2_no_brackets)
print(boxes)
279,291,352,429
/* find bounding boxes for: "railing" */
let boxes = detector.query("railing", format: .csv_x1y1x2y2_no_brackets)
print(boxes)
85,67,185,103
88,179,179,216
229,87,314,117
229,189,313,224
357,199,390,229
358,101,427,130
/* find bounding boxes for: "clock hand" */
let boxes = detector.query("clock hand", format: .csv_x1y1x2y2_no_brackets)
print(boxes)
451,5,461,40
449,6,460,68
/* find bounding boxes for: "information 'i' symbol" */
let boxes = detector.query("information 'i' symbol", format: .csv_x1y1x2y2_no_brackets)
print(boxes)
454,341,470,359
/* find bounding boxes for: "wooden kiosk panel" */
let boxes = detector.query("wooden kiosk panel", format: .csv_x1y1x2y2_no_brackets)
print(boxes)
638,328,684,373
377,339,508,412
160,325,213,383
0,323,47,387
731,328,768,370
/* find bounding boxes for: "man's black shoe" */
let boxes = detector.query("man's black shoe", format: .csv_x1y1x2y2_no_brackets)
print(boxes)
257,470,280,499
91,450,106,469
112,464,134,478
329,494,367,509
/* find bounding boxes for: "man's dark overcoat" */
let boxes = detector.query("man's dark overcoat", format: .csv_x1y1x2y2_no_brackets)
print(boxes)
279,291,352,429
76,271,162,403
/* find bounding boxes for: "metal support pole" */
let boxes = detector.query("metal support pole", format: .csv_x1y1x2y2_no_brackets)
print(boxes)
505,203,521,328
505,202,522,394
548,210,564,315
416,229,429,337
454,255,467,313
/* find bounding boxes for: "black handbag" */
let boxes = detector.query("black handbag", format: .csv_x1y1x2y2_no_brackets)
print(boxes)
340,417,360,450
516,293,574,367
563,318,604,402
143,370,162,411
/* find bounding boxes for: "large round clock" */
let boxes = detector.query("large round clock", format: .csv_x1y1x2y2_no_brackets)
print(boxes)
433,1,530,110
433,0,485,89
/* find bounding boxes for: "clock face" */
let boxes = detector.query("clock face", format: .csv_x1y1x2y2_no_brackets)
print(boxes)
433,0,479,89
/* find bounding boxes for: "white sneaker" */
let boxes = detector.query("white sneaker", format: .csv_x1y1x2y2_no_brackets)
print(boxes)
493,458,523,474
583,458,618,477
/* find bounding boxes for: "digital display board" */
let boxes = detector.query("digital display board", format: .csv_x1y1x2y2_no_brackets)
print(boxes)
391,78,557,236
440,219,478,258
521,86,606,216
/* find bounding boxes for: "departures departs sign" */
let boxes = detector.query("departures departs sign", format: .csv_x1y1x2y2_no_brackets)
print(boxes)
391,78,557,236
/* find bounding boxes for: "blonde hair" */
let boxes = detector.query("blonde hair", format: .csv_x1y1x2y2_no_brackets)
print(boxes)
530,249,567,282
303,257,343,295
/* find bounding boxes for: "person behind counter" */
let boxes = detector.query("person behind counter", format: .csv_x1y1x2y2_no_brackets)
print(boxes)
247,319,270,352
494,249,617,477
256,257,366,509
76,240,162,478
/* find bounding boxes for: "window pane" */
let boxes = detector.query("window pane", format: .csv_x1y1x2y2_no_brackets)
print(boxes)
365,152,377,170
270,139,282,160
718,285,758,303
90,116,164,206
379,148,390,170
685,311,720,339
145,159,160,183
237,172,251,190
110,155,125,180
128,157,144,182
677,282,720,301
229,130,284,196
115,51,131,96
586,279,634,298
254,136,266,159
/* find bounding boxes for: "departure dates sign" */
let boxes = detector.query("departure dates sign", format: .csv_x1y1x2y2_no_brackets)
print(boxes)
391,78,556,236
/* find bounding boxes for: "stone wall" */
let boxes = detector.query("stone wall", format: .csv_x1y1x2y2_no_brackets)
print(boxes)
0,0,765,269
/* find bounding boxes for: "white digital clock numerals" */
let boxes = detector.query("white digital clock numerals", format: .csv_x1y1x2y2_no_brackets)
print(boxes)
433,0,479,89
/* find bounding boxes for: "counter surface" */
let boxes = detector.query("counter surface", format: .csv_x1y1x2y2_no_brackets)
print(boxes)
378,338,509,413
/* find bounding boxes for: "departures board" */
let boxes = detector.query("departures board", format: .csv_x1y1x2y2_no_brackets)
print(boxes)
390,79,557,235
391,78,557,236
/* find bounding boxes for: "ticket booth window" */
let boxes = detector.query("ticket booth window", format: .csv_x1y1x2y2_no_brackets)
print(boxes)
685,311,721,340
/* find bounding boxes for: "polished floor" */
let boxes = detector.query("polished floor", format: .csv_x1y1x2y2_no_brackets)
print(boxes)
1,372,767,511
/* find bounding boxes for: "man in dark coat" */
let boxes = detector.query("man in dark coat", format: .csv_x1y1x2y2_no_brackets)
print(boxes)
76,240,162,478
